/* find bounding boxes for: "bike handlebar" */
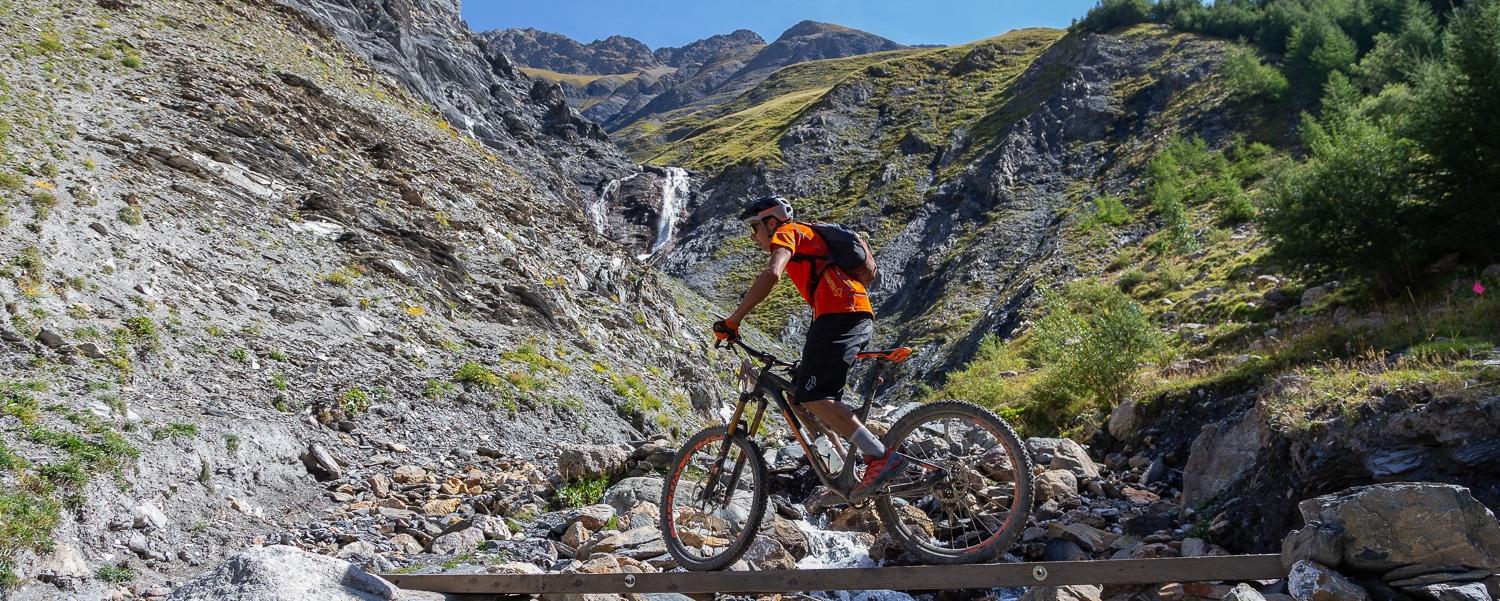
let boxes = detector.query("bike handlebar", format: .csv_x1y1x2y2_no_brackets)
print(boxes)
719,337,793,368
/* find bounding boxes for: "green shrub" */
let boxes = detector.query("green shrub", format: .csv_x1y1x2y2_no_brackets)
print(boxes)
340,388,370,414
1076,0,1153,33
37,31,65,54
453,362,502,390
554,476,608,509
1261,74,1423,285
934,335,1030,410
1087,194,1131,227
118,205,143,225
1222,45,1288,100
1118,269,1149,293
1026,281,1163,431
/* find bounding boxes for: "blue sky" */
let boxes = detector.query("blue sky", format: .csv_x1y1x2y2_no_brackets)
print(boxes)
460,1,1100,49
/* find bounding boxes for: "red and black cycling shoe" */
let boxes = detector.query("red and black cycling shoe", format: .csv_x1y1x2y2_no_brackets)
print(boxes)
849,448,910,502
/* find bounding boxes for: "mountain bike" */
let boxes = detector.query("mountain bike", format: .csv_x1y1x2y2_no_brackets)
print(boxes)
658,338,1034,570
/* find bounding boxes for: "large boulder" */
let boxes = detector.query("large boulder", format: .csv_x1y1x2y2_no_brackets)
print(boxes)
1287,483,1500,572
602,477,663,514
1027,438,1099,479
167,545,399,600
1181,406,1263,508
558,444,631,482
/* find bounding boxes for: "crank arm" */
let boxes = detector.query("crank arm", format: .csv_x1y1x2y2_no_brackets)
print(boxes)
884,470,946,499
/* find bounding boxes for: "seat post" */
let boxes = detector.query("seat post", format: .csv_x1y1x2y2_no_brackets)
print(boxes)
855,362,886,421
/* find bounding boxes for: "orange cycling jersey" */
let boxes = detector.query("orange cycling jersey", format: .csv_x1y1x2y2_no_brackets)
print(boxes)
769,222,874,319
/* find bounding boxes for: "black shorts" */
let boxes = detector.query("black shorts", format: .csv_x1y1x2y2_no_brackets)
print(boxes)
792,313,874,404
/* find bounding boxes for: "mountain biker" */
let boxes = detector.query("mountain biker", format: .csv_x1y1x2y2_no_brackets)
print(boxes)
712,194,909,501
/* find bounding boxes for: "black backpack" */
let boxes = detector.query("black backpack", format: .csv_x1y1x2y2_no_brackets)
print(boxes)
792,222,878,298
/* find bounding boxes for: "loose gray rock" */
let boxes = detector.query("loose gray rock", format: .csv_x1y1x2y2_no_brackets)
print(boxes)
602,477,663,514
1288,560,1370,601
558,444,630,482
166,545,398,600
1294,483,1500,571
1224,583,1269,601
430,527,485,555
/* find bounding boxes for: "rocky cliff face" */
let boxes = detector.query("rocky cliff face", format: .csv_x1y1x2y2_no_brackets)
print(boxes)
0,0,727,596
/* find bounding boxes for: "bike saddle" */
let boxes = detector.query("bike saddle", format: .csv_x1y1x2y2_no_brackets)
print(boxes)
856,347,913,362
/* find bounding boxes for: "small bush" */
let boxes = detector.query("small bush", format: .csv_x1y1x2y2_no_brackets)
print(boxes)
0,172,21,190
37,31,65,54
454,362,502,390
1026,281,1163,432
118,205,143,225
1118,269,1149,293
340,388,370,414
322,267,359,287
555,476,608,509
1076,0,1153,33
1085,194,1131,227
0,491,62,586
1222,45,1288,100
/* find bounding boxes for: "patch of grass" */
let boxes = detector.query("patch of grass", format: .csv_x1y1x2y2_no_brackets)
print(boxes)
453,362,502,390
36,31,65,54
152,423,197,440
554,475,608,509
223,434,240,453
322,266,360,287
118,205,143,225
0,490,62,587
423,378,454,400
95,564,134,584
30,192,57,220
340,388,370,414
270,373,288,391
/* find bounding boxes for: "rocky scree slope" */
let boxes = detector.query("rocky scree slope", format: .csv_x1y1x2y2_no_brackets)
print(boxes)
482,21,905,137
0,0,731,596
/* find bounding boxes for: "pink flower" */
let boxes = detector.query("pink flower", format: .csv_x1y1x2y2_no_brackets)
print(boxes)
1476,281,1487,295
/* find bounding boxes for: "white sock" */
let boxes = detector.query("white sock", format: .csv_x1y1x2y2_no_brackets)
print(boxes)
849,426,886,458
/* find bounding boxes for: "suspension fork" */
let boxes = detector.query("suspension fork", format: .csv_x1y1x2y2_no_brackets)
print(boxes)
702,394,766,505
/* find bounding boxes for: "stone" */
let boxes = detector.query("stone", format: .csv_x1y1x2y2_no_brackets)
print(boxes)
388,533,422,555
563,522,591,548
572,504,616,531
1037,469,1079,502
743,537,795,570
1289,560,1370,601
602,477,662,514
1301,282,1338,307
1281,523,1348,571
1389,570,1494,588
423,498,462,516
430,527,485,555
336,540,377,559
133,499,169,531
474,514,512,540
34,543,89,585
828,506,884,535
1181,537,1208,558
1108,398,1138,441
621,502,658,531
392,465,428,484
1483,264,1500,281
166,545,397,600
1044,539,1089,561
1039,439,1100,479
557,444,630,481
767,516,809,559
1403,582,1492,601
1020,584,1104,601
1294,483,1500,571
368,474,391,498
1224,583,1269,601
303,444,343,480
1182,407,1263,508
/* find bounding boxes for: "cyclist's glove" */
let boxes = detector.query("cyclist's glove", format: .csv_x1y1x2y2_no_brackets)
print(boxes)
712,319,740,343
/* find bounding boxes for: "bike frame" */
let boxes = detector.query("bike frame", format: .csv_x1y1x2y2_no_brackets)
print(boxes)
701,339,939,507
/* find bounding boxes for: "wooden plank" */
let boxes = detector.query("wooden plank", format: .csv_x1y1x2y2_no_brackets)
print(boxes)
382,555,1286,595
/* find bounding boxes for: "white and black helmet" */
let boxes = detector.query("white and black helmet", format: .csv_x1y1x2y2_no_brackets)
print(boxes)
740,194,794,224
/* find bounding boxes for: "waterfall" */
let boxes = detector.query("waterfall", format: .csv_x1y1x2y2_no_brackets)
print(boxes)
639,167,689,260
588,178,620,234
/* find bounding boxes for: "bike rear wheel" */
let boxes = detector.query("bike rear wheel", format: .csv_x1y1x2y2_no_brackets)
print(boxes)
659,425,768,571
875,400,1034,564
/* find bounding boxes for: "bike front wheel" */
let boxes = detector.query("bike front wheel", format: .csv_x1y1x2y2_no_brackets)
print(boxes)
875,400,1034,564
659,425,768,571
